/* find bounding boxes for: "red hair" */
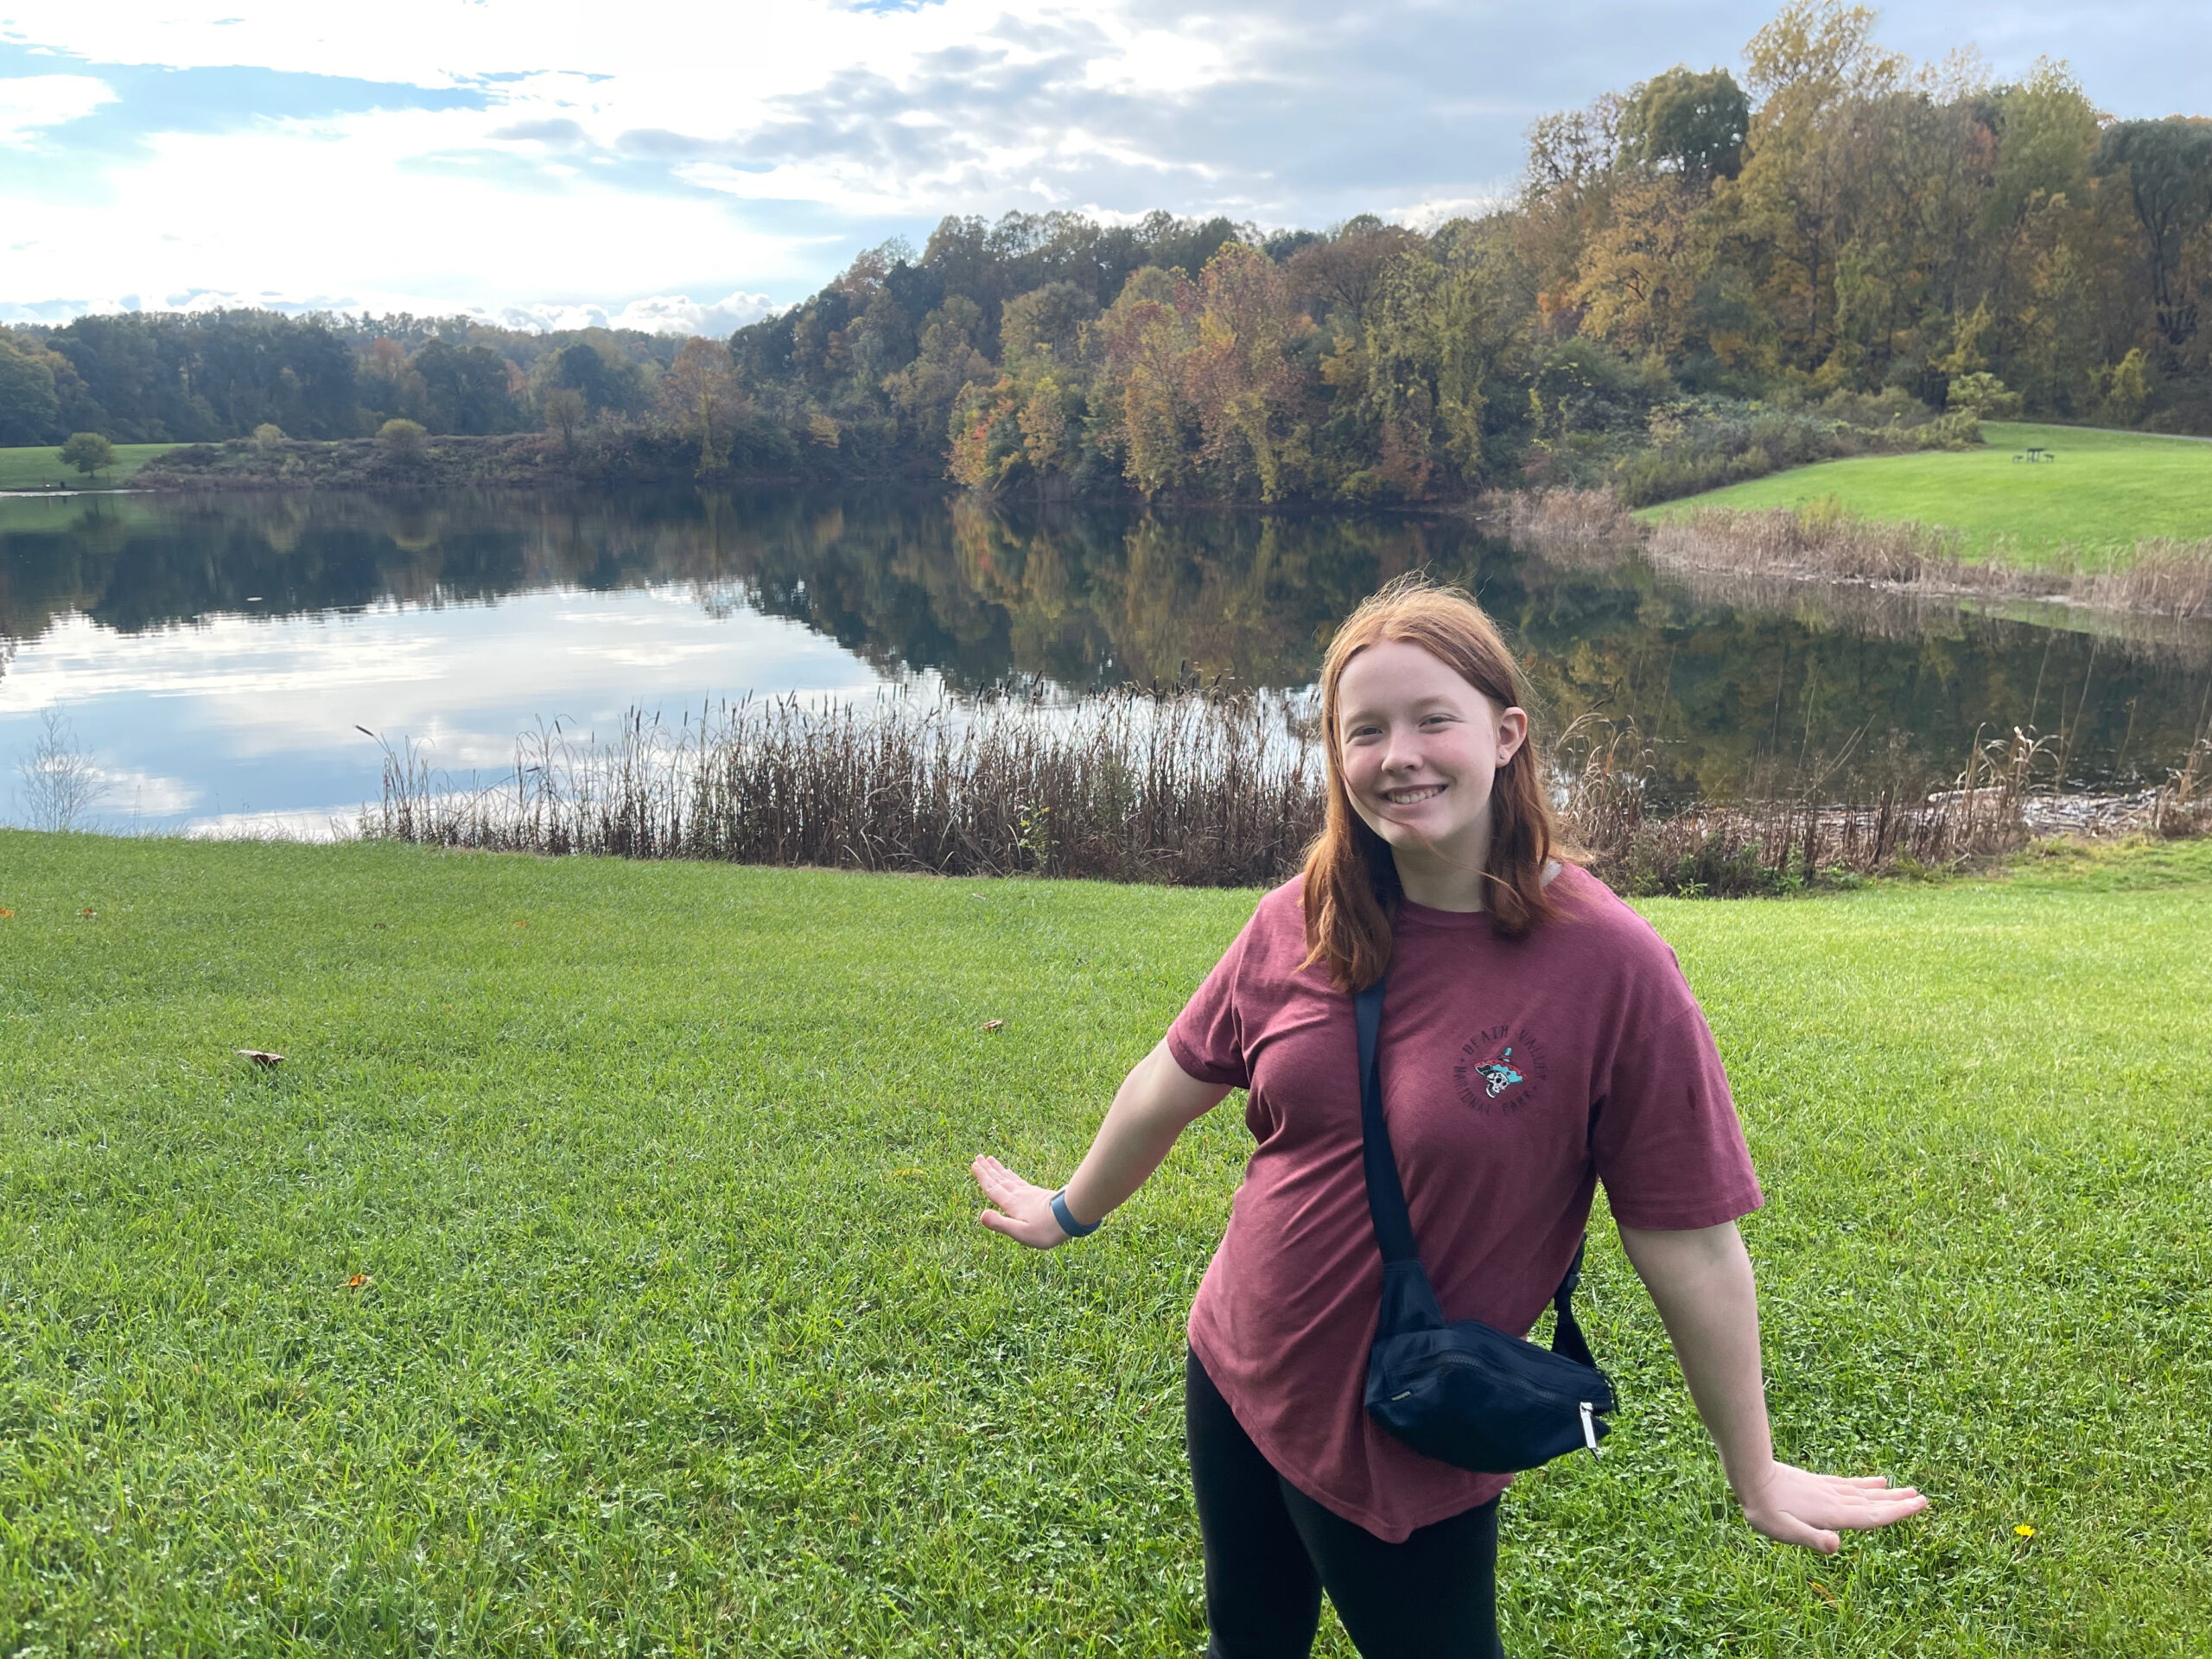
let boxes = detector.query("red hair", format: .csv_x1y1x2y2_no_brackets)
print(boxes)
1301,575,1569,990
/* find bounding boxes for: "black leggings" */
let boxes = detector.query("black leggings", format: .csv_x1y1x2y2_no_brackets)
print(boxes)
1185,1350,1505,1659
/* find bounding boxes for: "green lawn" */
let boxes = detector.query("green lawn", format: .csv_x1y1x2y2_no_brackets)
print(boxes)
1642,422,2212,567
2,834,2207,1656
0,443,178,492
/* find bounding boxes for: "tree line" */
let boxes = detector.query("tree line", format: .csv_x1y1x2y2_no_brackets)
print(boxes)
0,310,690,450
3,1,2207,505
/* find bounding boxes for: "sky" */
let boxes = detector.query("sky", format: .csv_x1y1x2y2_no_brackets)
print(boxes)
1,1,2203,335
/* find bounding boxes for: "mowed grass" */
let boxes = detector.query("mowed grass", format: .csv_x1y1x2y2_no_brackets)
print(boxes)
0,443,177,492
1641,422,2212,567
1,834,2208,1656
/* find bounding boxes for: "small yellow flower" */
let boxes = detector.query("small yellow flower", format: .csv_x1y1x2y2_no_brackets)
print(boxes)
2014,1524,2036,1538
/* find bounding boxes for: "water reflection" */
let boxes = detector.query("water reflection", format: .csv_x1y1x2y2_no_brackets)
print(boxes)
3,487,2209,830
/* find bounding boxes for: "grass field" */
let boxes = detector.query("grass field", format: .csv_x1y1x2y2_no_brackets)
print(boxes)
2,834,2208,1656
1641,423,2212,567
0,443,178,492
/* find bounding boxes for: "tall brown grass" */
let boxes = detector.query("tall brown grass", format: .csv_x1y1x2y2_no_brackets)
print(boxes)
1554,720,2070,896
2156,737,2212,838
1497,488,1642,554
360,691,1322,887
1638,501,2212,620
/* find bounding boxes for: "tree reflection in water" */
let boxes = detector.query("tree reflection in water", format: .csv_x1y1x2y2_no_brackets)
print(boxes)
3,487,2208,806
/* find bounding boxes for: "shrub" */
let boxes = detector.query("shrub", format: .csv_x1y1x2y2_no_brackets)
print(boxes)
1603,392,1973,507
252,423,285,451
377,418,429,461
1946,372,2022,419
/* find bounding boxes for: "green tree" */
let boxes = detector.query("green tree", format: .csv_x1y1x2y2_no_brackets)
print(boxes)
882,297,993,443
1351,243,1521,498
0,334,63,445
1620,65,1751,181
59,431,117,481
2096,346,2152,425
410,340,518,435
2096,117,2212,360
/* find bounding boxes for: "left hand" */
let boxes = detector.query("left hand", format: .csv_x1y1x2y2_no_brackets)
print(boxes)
969,1155,1074,1249
1735,1459,1929,1553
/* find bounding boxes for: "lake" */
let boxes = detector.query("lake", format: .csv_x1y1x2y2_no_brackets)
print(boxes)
3,487,2208,835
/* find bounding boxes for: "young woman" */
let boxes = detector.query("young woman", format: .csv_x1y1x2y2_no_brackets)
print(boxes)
970,578,1926,1658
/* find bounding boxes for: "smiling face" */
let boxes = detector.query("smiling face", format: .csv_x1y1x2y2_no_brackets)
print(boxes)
1334,638,1529,903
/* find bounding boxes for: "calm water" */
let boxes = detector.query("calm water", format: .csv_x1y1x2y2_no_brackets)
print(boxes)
3,487,2208,834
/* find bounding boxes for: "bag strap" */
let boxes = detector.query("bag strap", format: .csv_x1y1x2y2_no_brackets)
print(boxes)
1354,974,1592,1357
1354,976,1420,1265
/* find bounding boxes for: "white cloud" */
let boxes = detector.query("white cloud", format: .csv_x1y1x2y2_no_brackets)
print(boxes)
0,72,114,142
0,2,2204,316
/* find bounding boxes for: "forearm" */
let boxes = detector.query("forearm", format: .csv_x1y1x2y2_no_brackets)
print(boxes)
1618,1222,1773,1494
1060,1041,1228,1224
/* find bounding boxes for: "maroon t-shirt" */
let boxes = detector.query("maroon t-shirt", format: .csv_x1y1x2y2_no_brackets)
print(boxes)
1166,865,1762,1541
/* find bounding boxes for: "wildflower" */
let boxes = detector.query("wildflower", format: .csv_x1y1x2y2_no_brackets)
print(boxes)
2014,1524,2035,1538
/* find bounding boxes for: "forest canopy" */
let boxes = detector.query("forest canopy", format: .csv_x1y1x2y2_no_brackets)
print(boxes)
5,2,2207,505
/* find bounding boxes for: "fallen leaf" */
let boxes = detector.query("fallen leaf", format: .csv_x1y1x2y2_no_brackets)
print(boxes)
79,907,95,918
982,1019,1005,1032
0,908,14,918
345,1273,370,1290
1809,1581,1838,1606
513,920,528,928
235,1048,285,1067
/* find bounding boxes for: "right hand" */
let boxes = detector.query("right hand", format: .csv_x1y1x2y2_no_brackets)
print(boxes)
970,1155,1076,1249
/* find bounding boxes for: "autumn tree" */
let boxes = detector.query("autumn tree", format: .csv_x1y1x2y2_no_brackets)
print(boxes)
543,385,587,448
1095,267,1201,495
658,338,746,474
1724,0,1905,372
1286,216,1415,337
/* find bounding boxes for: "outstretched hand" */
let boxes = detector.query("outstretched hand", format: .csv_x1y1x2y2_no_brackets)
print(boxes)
1737,1461,1928,1553
970,1155,1072,1249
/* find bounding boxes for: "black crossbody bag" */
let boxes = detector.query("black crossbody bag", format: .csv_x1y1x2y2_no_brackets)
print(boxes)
1356,975,1618,1472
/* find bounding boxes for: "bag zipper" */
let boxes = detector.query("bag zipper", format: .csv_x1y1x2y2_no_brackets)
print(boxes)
1580,1400,1601,1458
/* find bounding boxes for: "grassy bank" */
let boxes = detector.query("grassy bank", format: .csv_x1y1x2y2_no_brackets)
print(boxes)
1639,423,2212,567
0,443,179,492
2,834,2208,1655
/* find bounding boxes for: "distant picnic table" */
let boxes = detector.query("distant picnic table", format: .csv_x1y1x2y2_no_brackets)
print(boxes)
2012,446,2056,463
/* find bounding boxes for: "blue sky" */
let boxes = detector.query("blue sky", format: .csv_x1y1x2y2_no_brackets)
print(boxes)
1,1,2202,334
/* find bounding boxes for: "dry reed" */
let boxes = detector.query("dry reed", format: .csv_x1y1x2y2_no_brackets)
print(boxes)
2155,737,2212,838
360,691,1322,887
1556,721,2090,896
1497,487,1642,555
1637,503,2212,620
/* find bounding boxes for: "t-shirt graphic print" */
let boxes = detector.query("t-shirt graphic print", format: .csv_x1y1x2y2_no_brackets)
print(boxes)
1454,1023,1548,1112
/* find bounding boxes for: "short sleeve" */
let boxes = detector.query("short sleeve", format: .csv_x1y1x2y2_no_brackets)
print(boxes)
1166,922,1255,1090
1591,985,1763,1231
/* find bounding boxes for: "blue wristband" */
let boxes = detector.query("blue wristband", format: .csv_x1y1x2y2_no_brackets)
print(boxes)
1051,1187,1101,1238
